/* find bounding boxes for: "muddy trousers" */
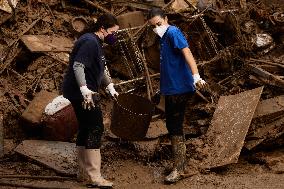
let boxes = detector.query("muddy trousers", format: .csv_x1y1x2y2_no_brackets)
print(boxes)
165,92,193,136
71,100,104,149
164,93,193,183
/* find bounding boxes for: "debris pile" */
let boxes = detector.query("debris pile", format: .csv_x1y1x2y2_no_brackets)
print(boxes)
0,0,283,177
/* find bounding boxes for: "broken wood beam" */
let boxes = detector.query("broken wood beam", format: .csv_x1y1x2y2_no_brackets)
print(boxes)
0,46,21,75
253,95,284,123
133,0,175,40
0,113,3,158
141,48,154,99
21,35,73,53
183,0,197,10
162,0,175,10
111,1,161,11
248,58,284,69
114,73,160,86
245,116,284,150
195,90,210,103
8,17,41,47
247,64,284,89
83,0,111,14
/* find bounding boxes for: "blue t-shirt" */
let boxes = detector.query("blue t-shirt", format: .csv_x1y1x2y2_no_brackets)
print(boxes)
159,25,195,95
62,33,105,100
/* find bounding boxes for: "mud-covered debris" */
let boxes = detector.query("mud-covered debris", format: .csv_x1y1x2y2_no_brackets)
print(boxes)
21,35,74,52
248,148,284,174
132,139,160,158
187,87,263,169
71,16,88,34
117,11,145,29
248,64,284,89
253,95,284,123
21,90,58,127
0,0,18,13
15,140,77,175
245,116,284,150
146,119,168,139
0,113,3,158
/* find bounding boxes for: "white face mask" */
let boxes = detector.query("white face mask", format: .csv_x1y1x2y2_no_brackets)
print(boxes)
153,25,169,38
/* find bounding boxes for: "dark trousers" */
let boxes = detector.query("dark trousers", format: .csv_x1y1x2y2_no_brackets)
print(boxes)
165,92,193,137
70,100,104,149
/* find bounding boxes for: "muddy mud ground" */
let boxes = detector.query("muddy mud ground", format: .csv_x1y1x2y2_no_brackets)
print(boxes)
0,144,284,188
0,0,284,188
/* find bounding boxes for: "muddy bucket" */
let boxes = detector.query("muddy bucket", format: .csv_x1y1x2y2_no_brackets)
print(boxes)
110,93,154,141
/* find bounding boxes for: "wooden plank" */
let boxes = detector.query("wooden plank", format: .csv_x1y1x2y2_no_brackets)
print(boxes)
14,140,76,176
187,87,263,169
248,64,284,88
0,113,3,158
83,0,111,14
245,117,284,150
21,35,73,52
253,95,284,123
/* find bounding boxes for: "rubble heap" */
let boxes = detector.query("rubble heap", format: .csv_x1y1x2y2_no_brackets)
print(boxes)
0,0,283,179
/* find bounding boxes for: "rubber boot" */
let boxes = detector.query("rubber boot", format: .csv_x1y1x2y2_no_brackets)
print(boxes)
77,146,88,182
84,149,113,188
165,135,186,183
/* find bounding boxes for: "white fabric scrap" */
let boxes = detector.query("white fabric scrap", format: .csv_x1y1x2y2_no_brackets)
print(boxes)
255,33,273,48
45,95,71,116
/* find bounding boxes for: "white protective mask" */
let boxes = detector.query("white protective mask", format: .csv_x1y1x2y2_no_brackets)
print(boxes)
153,25,169,38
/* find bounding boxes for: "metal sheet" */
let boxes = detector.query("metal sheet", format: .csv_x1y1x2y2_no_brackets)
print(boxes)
21,35,73,52
15,140,76,175
198,87,263,168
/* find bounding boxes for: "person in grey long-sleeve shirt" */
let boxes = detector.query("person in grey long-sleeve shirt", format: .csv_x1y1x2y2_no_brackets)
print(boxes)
62,14,119,188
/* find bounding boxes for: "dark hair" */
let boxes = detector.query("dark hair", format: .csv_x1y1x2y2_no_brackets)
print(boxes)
93,13,118,32
147,8,166,20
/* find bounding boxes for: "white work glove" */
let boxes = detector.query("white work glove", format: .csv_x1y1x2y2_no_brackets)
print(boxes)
80,86,98,110
193,73,207,90
106,83,119,99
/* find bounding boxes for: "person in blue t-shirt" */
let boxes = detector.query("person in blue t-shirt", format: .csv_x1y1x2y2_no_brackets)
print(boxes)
62,14,119,188
148,8,208,183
